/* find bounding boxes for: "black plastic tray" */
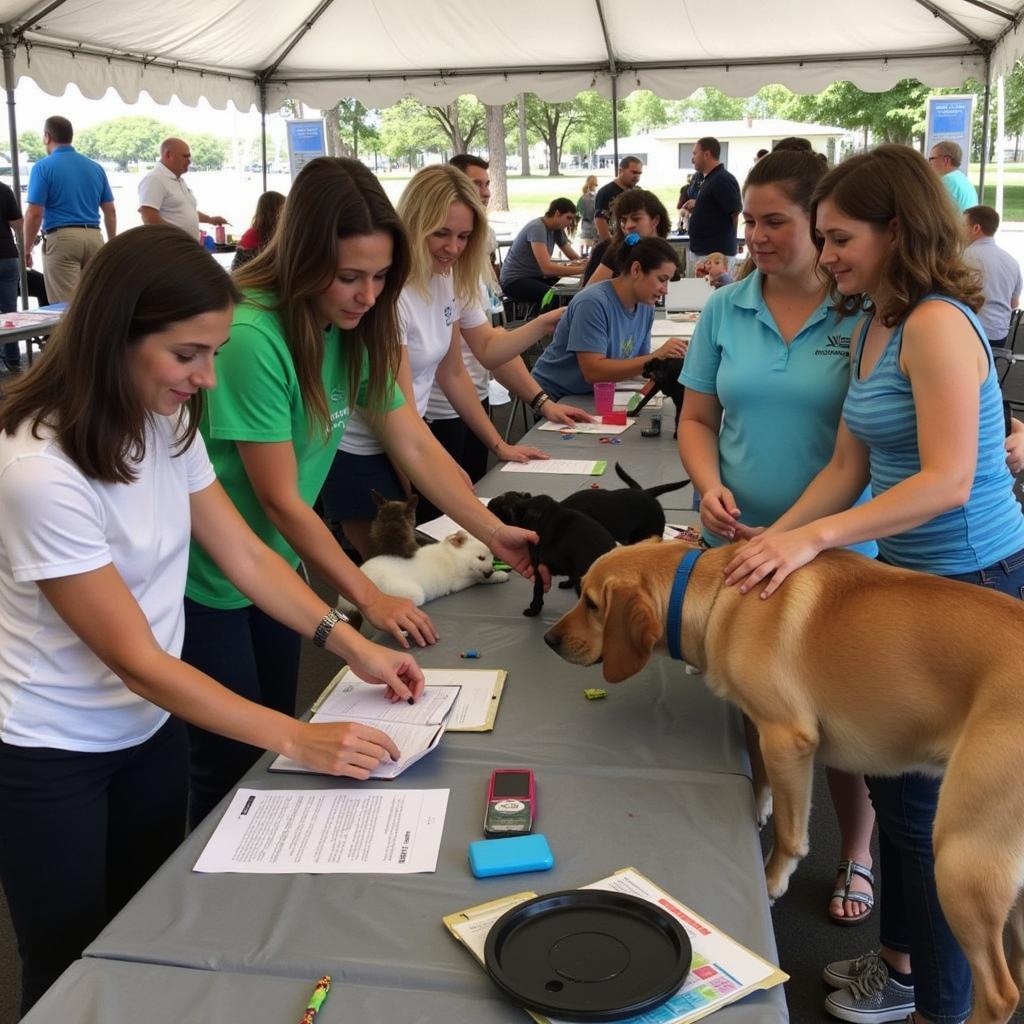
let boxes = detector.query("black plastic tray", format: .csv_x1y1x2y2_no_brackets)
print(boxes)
483,889,692,1021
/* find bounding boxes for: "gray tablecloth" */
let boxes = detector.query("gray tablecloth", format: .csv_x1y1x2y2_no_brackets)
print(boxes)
71,395,786,1023
24,958,527,1024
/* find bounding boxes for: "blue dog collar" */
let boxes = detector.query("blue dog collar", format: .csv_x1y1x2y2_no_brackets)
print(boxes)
667,548,703,661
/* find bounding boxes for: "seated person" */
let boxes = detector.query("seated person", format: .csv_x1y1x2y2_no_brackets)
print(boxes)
697,252,734,288
499,198,587,306
530,236,687,401
582,189,671,287
231,190,285,271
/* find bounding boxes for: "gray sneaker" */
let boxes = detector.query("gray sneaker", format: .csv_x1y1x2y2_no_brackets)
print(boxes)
823,949,883,988
824,956,914,1023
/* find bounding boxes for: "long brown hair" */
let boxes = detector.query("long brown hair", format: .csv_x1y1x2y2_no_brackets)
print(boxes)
604,189,670,268
734,147,830,282
0,226,239,484
251,190,285,248
235,157,409,437
810,144,983,326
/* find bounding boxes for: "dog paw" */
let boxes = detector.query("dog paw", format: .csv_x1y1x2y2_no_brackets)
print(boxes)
684,662,700,675
755,788,773,829
487,571,509,584
523,606,541,617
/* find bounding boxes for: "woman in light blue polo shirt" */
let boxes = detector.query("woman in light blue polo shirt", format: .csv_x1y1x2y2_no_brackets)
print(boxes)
678,148,879,935
531,236,687,401
724,145,1024,1024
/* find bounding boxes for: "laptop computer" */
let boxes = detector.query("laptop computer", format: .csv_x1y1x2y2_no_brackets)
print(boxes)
665,278,713,312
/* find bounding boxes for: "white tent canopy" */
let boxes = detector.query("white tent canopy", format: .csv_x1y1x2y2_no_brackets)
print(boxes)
1,0,1024,113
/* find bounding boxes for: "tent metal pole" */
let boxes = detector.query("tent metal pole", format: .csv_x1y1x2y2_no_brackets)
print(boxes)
259,80,268,194
1,29,27,311
611,75,619,169
979,53,992,198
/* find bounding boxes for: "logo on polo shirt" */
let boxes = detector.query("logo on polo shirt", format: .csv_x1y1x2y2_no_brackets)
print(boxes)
814,333,851,357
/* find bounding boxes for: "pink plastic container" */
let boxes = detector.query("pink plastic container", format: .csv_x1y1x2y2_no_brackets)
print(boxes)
593,381,616,415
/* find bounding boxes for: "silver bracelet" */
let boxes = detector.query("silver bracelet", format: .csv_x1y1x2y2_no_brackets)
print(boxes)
313,608,350,648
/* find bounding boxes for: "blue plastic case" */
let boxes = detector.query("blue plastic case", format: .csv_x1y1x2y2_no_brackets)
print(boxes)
468,834,554,878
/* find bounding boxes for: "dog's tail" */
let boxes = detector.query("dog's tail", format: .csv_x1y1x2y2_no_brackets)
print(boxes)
614,461,690,497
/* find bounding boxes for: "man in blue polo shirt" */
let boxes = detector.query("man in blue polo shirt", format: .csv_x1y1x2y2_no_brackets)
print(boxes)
681,137,741,276
22,116,116,303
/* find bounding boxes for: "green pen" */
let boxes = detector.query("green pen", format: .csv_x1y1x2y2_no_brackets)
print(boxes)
298,975,331,1024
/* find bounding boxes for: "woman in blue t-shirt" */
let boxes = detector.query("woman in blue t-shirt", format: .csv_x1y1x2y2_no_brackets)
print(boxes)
679,148,879,932
531,236,687,401
725,144,1024,1024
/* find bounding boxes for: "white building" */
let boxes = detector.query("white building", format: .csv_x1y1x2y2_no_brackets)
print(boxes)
594,119,852,180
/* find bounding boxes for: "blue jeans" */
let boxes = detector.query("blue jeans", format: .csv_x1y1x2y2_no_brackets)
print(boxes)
181,597,301,830
867,545,1024,1024
0,256,20,362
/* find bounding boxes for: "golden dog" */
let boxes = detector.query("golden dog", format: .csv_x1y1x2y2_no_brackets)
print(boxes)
544,538,1024,1024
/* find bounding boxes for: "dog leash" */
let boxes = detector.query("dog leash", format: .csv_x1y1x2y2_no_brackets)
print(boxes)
667,548,704,661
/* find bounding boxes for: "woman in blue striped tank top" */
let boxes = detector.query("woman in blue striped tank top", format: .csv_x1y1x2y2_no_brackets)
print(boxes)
725,145,1024,1024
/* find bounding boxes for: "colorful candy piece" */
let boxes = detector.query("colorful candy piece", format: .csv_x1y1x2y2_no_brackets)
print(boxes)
460,649,480,659
583,688,607,700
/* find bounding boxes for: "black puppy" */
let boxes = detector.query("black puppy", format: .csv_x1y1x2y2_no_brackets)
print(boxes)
488,491,616,616
561,462,689,545
629,357,685,437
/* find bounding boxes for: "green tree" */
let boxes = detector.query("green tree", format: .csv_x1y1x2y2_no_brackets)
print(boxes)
76,116,172,169
524,95,585,175
669,88,745,123
338,99,380,160
15,130,45,162
622,90,669,135
188,133,228,170
563,91,614,165
744,85,798,120
379,97,448,167
426,96,486,154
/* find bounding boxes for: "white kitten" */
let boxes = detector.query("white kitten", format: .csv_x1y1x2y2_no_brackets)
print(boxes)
339,531,508,609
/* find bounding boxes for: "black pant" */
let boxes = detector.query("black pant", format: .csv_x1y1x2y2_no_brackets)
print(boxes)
502,276,557,306
419,402,490,523
0,718,187,1015
181,597,301,829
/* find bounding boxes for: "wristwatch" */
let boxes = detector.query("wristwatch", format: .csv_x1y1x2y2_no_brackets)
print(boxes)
313,608,350,648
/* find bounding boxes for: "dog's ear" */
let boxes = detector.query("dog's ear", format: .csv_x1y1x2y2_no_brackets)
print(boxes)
371,489,386,508
600,582,662,683
448,530,469,548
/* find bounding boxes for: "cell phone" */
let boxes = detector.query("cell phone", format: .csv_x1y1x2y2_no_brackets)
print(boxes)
484,768,536,838
641,415,662,438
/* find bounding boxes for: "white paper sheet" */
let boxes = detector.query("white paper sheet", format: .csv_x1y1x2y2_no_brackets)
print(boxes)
194,788,449,874
416,496,490,543
268,682,459,779
651,319,697,338
500,459,606,476
537,420,633,435
424,669,505,730
614,392,664,411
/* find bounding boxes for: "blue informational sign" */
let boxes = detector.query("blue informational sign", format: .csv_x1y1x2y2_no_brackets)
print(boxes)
926,95,976,171
286,119,327,177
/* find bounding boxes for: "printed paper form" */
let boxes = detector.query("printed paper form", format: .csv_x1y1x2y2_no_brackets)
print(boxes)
194,788,449,874
445,866,787,1024
537,420,633,435
269,682,459,779
500,459,606,476
313,667,506,733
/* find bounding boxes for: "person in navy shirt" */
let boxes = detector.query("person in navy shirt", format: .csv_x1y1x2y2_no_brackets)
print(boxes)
531,236,686,401
681,136,741,275
22,116,116,303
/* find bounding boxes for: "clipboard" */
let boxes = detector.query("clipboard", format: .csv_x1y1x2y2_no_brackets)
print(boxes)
313,666,507,732
444,866,788,1024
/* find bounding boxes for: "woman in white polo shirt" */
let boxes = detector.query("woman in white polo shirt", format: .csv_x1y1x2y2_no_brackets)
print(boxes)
0,226,424,1014
678,148,880,930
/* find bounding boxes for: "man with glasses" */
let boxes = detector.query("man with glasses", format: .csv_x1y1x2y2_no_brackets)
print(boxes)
927,141,979,212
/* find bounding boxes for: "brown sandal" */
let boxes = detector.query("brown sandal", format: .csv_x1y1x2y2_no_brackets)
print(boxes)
829,859,874,926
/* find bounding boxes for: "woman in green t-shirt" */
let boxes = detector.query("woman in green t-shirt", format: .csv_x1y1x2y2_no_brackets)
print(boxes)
182,158,545,826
